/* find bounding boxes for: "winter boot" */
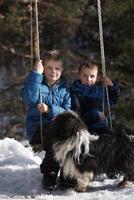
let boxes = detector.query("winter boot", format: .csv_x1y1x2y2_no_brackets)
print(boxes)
42,170,58,191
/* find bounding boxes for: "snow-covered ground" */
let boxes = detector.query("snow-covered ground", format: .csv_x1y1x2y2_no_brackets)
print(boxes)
0,138,133,200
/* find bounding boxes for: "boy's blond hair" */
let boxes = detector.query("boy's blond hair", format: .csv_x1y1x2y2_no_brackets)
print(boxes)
42,50,63,67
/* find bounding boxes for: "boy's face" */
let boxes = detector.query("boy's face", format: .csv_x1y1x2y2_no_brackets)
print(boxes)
79,67,98,85
43,60,63,85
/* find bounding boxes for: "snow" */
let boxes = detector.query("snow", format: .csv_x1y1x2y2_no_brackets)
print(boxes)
0,138,133,200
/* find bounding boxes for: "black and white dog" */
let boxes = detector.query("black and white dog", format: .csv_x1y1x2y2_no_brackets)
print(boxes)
51,112,134,192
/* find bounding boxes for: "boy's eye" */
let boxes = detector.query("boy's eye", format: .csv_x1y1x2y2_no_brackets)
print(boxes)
83,75,87,78
45,66,51,70
46,66,61,70
90,75,95,78
55,67,61,70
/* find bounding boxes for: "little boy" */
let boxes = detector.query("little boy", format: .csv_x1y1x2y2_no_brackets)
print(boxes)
71,61,120,134
21,50,71,190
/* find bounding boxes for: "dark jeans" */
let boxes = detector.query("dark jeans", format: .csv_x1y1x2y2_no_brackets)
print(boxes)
30,124,60,175
40,149,60,174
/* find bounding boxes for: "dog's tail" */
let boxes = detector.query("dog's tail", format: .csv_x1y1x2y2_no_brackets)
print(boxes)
74,129,98,164
53,129,98,167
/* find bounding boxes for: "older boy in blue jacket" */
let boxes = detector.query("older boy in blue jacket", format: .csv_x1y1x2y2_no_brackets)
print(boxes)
21,50,71,190
71,61,120,134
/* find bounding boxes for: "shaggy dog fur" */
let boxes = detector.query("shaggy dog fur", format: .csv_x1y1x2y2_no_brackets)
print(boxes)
51,112,134,192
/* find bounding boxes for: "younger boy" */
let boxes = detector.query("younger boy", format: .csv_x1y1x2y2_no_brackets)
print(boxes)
71,61,120,134
21,50,71,190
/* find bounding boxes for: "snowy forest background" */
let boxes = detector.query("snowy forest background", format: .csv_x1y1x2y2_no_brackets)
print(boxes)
0,0,134,141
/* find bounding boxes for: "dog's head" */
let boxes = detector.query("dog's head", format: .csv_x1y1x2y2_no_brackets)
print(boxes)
52,111,88,141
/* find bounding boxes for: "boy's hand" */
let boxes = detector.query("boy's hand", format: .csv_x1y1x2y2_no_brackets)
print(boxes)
98,111,105,121
103,77,113,86
34,60,44,74
37,103,50,113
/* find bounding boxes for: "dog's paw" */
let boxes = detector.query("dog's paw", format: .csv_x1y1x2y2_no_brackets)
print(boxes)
75,185,87,192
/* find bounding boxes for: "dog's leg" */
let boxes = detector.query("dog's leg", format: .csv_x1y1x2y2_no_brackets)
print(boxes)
118,176,134,187
118,177,127,187
118,166,134,187
76,171,93,192
63,157,94,192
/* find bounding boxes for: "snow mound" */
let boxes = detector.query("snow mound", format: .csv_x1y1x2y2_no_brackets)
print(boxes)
0,137,133,200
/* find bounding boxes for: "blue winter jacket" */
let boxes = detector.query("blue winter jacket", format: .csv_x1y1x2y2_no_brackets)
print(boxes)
71,80,120,131
21,70,71,142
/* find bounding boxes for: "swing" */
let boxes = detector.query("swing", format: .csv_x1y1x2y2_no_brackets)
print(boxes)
28,0,113,150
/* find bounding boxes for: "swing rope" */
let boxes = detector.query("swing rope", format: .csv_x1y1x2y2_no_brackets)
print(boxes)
29,0,43,146
35,0,40,60
97,0,113,132
29,0,33,69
